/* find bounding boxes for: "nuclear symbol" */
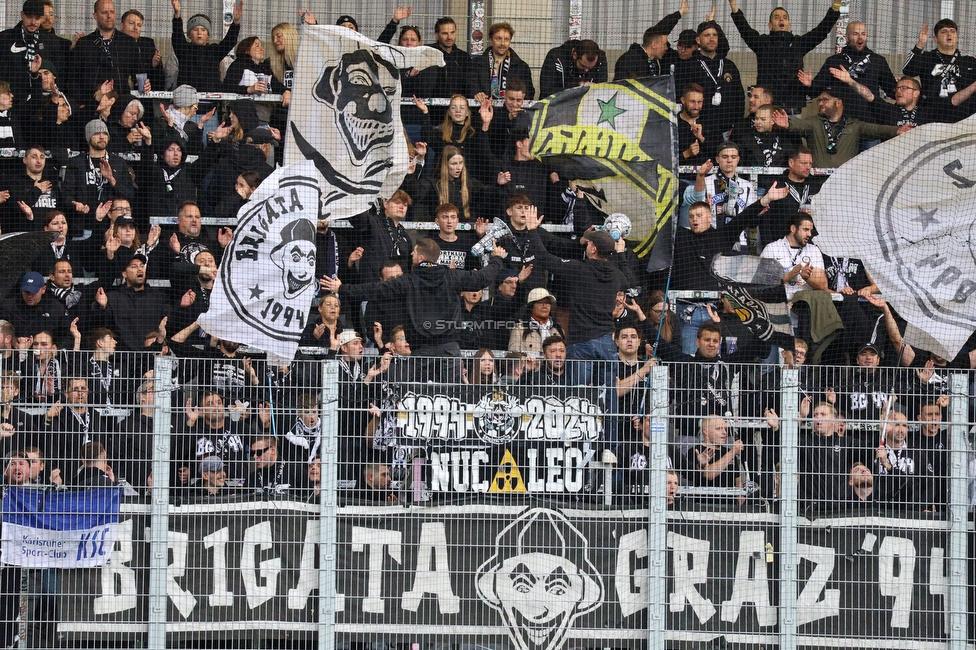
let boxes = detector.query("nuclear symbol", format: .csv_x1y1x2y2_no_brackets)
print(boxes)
489,449,527,493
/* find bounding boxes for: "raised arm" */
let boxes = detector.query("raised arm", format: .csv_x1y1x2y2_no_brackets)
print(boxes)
795,3,841,55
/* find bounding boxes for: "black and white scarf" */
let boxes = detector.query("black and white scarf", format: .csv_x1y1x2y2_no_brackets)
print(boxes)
488,50,512,98
284,418,321,461
48,282,81,309
821,115,847,154
932,51,961,98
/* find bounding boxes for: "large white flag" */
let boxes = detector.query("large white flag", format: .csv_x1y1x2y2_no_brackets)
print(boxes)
812,114,976,360
200,27,443,361
284,25,444,216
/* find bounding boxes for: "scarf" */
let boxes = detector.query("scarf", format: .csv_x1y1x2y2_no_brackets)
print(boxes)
161,166,182,193
821,115,847,154
284,419,321,460
19,26,39,65
488,50,512,99
382,215,410,259
48,282,82,309
167,108,191,140
35,356,60,400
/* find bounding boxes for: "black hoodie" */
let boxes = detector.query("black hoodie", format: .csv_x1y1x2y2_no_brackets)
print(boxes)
138,135,211,223
525,228,634,344
338,258,504,348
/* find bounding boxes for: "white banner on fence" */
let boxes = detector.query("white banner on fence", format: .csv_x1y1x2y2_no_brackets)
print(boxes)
1,521,116,568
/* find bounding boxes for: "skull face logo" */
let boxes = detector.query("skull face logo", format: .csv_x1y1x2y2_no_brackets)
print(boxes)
476,508,603,650
269,220,317,299
313,48,399,167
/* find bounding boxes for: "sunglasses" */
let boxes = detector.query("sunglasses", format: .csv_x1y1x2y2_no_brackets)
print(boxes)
251,446,271,457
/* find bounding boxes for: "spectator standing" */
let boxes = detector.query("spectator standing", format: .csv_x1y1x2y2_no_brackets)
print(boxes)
468,22,535,101
170,0,242,93
539,39,607,98
61,119,136,239
685,21,743,138
119,9,165,93
523,209,634,386
91,252,170,351
423,17,470,99
772,87,907,168
0,0,60,108
903,19,976,124
728,0,839,114
69,0,141,99
613,0,690,81
802,21,897,123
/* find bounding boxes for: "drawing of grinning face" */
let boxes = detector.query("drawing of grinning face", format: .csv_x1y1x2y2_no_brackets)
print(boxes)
476,508,603,650
309,48,398,168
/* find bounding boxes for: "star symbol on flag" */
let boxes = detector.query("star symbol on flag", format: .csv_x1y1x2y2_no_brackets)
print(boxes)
249,285,264,299
597,92,627,129
912,206,938,230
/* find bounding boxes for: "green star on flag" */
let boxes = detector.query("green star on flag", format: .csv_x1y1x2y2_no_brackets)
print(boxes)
596,92,627,129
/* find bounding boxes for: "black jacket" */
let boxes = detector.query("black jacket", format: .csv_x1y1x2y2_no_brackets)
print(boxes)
171,17,241,92
671,199,764,290
612,10,683,81
421,43,470,98
903,47,976,124
94,285,170,351
69,30,141,99
526,228,633,344
339,258,504,348
810,46,897,122
0,23,60,104
539,40,608,98
467,49,535,100
731,7,839,111
60,152,137,234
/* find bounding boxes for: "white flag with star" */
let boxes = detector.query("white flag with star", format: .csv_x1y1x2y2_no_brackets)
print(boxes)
812,113,976,360
198,163,320,362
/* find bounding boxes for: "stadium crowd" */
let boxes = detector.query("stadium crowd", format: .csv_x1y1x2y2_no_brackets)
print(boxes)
0,0,969,526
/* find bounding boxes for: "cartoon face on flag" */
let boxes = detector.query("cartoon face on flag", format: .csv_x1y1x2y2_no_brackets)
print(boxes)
269,220,317,299
198,167,322,362
201,28,442,362
285,26,443,219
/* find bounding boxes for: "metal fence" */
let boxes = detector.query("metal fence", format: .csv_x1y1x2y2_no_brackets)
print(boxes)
0,352,972,648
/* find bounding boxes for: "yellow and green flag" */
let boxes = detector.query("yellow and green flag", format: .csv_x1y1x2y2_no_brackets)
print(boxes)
528,77,678,262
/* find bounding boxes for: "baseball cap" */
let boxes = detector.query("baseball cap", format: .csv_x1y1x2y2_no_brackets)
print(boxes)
22,0,44,16
116,214,136,226
677,29,698,47
199,456,224,473
20,271,44,294
336,330,362,347
129,252,149,266
526,288,556,304
857,342,882,355
246,128,275,145
581,230,616,256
